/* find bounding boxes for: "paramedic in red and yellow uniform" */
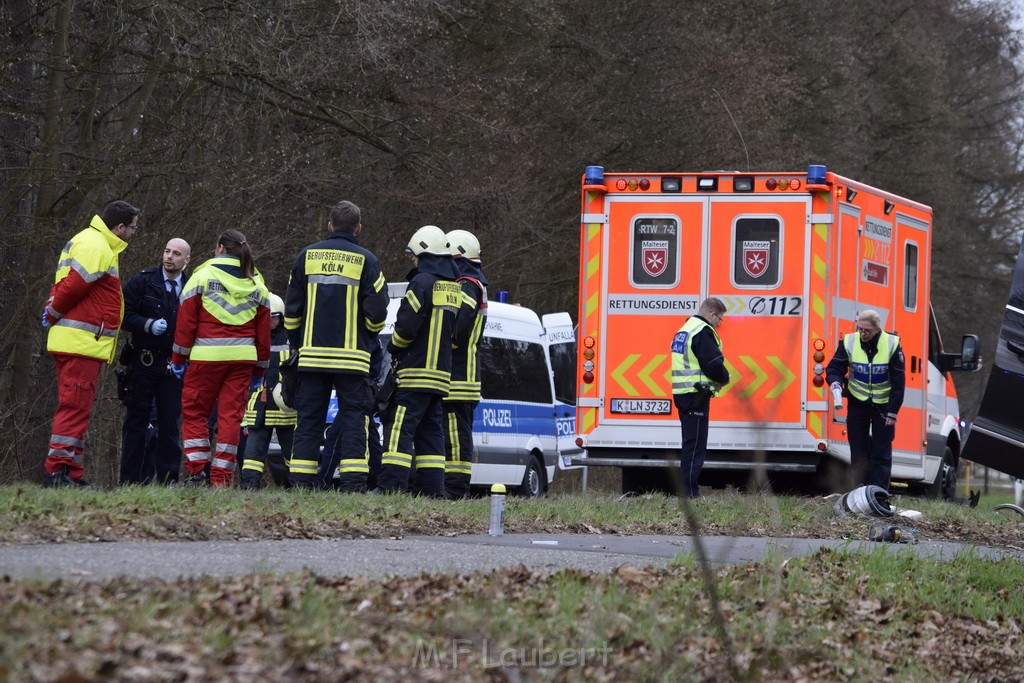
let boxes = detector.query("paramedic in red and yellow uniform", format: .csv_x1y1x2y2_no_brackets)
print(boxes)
42,200,141,487
171,229,271,487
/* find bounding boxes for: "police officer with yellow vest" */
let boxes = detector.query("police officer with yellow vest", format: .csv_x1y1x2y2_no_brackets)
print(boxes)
826,309,905,490
240,293,295,489
375,225,461,496
671,297,730,498
284,200,389,492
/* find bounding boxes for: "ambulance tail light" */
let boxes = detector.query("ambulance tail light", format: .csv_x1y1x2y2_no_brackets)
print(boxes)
812,338,827,387
583,336,596,384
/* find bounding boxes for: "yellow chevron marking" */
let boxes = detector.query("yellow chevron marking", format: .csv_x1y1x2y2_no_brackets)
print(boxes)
813,293,825,319
585,292,599,318
814,224,828,241
610,354,640,396
637,354,666,395
717,358,741,397
739,355,768,399
864,240,875,258
813,254,826,280
582,408,596,432
586,254,600,279
765,356,796,399
808,412,822,438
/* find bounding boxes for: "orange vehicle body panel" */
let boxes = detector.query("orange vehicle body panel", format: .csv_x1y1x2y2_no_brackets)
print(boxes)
576,169,954,482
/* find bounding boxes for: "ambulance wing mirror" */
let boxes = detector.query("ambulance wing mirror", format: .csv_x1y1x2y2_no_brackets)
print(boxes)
957,334,980,372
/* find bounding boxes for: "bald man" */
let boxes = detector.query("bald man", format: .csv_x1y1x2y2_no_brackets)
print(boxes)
119,238,192,484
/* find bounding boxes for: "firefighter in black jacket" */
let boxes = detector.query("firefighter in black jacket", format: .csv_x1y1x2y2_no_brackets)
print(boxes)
284,200,389,491
240,293,295,489
119,238,191,485
443,230,488,499
375,225,461,496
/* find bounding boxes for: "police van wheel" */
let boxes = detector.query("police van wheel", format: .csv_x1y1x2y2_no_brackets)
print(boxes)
516,455,546,498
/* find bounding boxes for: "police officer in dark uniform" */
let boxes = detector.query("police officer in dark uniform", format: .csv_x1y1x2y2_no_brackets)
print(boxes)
671,297,730,498
284,200,389,492
119,238,191,485
375,225,461,496
443,229,488,499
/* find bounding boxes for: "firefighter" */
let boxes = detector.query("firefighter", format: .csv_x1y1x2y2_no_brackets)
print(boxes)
443,229,488,499
171,230,271,488
119,238,191,485
671,297,730,498
284,200,389,492
376,225,461,496
825,309,905,490
42,199,141,488
239,293,295,489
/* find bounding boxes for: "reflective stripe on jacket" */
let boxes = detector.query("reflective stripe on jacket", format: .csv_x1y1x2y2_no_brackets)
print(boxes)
446,276,487,402
671,316,723,394
284,232,388,375
245,327,296,427
171,256,271,369
391,275,462,394
843,331,899,404
46,215,127,363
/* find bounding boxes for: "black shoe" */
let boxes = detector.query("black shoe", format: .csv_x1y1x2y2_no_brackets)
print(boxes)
181,471,210,488
44,468,96,489
239,477,261,491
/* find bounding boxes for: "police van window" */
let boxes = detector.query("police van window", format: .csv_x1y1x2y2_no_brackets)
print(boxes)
479,337,553,404
549,341,576,405
903,242,919,311
732,217,781,288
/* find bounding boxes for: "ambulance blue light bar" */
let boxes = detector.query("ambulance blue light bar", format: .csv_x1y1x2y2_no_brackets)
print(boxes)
584,166,604,185
807,164,827,185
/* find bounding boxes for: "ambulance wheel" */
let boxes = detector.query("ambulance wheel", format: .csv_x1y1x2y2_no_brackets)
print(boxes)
927,445,958,500
516,454,546,498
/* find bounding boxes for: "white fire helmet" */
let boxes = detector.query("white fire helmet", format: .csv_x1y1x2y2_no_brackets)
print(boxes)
406,225,450,256
268,293,285,317
446,229,481,261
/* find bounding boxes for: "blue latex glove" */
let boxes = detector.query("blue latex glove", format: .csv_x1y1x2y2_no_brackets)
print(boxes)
170,363,186,379
250,376,264,392
151,318,168,336
41,310,51,329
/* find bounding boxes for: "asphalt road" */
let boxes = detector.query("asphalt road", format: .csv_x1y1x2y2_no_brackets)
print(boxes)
1,534,1021,581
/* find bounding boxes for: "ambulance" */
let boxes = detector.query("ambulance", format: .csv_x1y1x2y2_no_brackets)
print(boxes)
571,164,979,495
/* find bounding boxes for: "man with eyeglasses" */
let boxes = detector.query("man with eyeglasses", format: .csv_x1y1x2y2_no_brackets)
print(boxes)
41,199,141,488
826,309,906,490
671,297,731,498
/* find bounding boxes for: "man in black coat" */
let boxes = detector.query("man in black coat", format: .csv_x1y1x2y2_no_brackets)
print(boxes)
119,238,191,484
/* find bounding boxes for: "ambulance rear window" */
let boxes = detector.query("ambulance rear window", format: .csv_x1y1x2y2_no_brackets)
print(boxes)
732,217,781,287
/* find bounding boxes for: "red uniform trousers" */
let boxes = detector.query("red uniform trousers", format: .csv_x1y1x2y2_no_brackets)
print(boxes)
46,353,103,481
181,360,253,487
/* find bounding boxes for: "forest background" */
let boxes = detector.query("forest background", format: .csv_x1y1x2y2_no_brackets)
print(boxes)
2,0,1022,484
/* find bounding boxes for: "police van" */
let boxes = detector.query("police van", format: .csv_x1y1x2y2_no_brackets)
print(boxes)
325,283,581,496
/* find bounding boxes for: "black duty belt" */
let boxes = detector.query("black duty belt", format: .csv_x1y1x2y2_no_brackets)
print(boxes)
138,349,170,367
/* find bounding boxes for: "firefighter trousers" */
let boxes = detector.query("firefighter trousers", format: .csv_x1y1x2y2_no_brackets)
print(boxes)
181,361,252,487
241,425,293,487
46,353,102,481
376,389,447,496
443,400,476,499
291,372,371,491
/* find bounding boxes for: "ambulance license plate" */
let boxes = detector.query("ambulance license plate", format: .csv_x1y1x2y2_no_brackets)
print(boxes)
610,399,672,415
